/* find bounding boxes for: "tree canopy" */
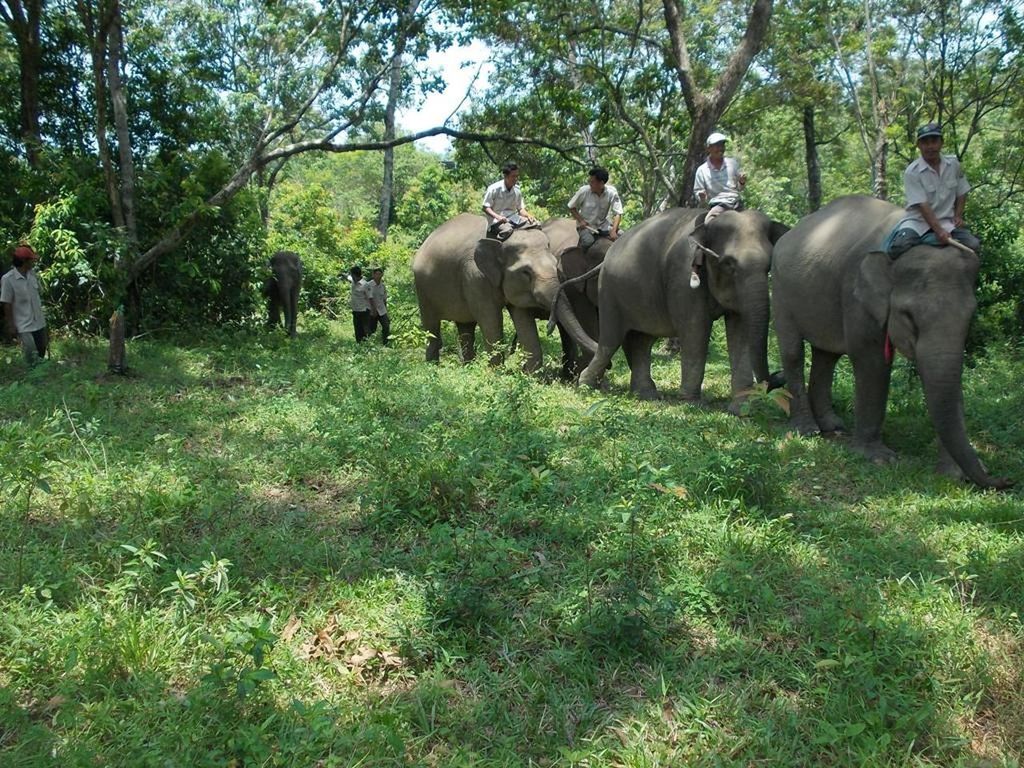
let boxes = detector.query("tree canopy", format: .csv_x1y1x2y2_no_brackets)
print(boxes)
1,0,1022,337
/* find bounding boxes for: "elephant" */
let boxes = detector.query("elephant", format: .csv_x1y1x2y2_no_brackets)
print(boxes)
772,194,1011,489
264,250,302,337
412,213,595,373
540,217,611,378
577,207,789,412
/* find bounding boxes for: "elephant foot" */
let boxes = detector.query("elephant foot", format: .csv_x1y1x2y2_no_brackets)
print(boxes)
632,385,660,401
579,368,603,389
789,414,820,436
852,440,897,465
936,455,966,482
767,370,787,391
817,414,846,434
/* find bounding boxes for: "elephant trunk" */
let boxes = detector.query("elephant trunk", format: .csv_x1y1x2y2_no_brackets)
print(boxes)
741,281,771,383
916,348,1004,489
541,278,598,356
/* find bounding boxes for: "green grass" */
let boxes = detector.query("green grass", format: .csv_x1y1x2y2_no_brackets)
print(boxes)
1,314,1022,767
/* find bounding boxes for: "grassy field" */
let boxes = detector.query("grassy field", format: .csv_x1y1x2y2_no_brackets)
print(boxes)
1,310,1022,767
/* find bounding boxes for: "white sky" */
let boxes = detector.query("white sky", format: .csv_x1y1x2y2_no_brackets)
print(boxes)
396,41,492,155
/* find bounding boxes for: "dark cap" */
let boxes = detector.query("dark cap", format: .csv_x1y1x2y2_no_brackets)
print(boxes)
13,245,38,261
916,122,943,140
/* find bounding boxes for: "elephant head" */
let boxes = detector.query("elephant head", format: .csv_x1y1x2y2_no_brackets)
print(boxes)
691,210,789,387
473,227,596,370
853,247,1009,488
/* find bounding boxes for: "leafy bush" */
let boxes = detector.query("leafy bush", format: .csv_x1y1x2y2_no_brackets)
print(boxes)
968,204,1024,351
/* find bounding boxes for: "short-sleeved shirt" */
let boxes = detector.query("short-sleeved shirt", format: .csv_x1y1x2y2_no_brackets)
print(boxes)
482,180,525,224
567,184,624,231
693,157,743,208
0,267,46,333
896,154,971,235
349,278,370,312
367,280,388,316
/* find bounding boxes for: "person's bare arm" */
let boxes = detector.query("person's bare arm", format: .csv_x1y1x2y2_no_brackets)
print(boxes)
2,301,16,341
913,201,952,243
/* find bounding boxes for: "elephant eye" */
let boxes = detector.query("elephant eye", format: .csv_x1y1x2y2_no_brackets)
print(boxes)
518,266,534,279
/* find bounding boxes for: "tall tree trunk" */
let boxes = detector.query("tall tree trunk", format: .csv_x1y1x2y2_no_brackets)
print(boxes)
662,0,775,204
377,0,422,239
378,53,401,239
78,0,125,236
1,0,45,167
107,1,139,256
803,104,822,212
872,132,888,200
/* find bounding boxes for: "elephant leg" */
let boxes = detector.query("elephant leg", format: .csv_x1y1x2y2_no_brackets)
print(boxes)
849,346,896,463
776,315,816,435
557,324,581,381
935,438,968,481
808,348,844,433
510,307,543,373
477,309,505,366
579,304,626,389
421,312,442,362
677,316,711,405
623,331,658,399
724,312,753,414
456,321,476,362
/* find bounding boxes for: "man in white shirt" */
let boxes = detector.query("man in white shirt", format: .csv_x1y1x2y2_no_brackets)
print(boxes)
366,267,390,346
482,163,536,240
690,132,748,287
885,122,980,259
348,265,372,342
568,166,624,251
1,244,48,365
693,132,747,217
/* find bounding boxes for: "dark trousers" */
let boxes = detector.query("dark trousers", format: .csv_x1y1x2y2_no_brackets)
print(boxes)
885,227,980,259
577,228,610,251
368,313,390,345
18,327,48,365
352,310,371,342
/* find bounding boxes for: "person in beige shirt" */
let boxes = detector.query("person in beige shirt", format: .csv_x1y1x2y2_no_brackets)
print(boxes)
1,244,48,365
366,267,390,346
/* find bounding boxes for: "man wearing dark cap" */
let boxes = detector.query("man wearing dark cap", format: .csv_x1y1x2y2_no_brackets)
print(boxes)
366,266,389,346
885,122,980,259
1,245,48,365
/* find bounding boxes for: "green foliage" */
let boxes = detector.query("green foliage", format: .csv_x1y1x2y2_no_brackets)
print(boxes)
967,203,1024,350
138,152,268,330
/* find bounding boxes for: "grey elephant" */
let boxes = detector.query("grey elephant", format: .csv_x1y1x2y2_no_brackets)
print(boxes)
264,250,302,337
772,195,1011,489
577,207,788,411
412,213,594,373
541,217,611,378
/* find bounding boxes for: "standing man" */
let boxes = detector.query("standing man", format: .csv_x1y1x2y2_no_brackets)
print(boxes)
348,265,372,342
691,131,748,286
1,244,48,365
568,166,624,251
885,122,979,259
366,266,390,346
482,162,536,240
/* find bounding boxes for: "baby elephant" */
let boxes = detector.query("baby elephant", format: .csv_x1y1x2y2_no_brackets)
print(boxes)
264,251,303,337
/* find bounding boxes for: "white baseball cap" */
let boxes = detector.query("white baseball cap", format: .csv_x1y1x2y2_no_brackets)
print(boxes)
706,132,728,146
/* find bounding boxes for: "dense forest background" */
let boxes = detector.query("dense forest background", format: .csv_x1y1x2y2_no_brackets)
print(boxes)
2,0,1022,346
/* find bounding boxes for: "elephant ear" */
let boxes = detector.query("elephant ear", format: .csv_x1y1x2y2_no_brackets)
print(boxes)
559,244,606,294
474,238,506,288
768,220,790,244
853,251,894,329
